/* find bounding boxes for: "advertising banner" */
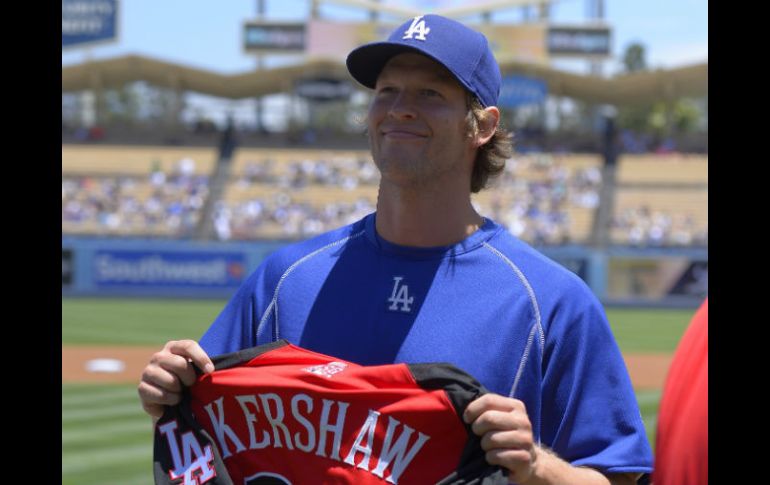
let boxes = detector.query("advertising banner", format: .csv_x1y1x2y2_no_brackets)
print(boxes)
607,257,706,300
243,23,306,52
295,78,353,102
93,251,246,289
62,0,118,49
499,75,548,107
667,261,708,298
548,25,611,56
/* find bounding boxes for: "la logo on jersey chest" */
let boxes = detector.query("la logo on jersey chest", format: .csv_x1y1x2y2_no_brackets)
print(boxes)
387,276,414,313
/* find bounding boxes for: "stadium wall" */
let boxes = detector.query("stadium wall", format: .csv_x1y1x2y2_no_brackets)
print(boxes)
62,237,707,307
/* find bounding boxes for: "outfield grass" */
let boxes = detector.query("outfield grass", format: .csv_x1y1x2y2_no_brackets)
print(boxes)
62,298,226,345
62,298,689,483
62,383,154,485
606,307,693,353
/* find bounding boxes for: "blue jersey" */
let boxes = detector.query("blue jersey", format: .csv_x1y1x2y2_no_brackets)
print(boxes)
200,213,653,476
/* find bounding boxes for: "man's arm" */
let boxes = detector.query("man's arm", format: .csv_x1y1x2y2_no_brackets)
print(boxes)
464,394,642,485
527,448,641,485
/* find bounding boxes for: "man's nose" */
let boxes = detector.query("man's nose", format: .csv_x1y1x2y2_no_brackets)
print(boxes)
387,91,417,120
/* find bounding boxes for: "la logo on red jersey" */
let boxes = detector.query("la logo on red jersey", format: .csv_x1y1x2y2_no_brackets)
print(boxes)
159,420,216,485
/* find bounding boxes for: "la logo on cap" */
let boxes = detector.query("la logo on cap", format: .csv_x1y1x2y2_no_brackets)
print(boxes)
402,15,431,41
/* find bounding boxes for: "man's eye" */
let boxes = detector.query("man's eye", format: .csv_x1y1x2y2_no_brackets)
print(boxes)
377,86,397,95
420,89,442,98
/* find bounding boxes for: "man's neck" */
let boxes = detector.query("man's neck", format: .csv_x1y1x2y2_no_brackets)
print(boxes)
374,180,484,248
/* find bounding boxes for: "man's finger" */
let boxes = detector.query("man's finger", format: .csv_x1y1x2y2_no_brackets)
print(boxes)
480,429,534,452
470,409,517,436
137,381,183,407
464,393,525,424
165,340,215,374
156,353,200,387
141,363,184,393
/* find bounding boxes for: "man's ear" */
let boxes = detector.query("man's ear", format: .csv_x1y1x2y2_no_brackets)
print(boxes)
474,106,500,147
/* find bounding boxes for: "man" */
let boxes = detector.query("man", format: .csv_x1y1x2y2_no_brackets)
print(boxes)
139,14,652,484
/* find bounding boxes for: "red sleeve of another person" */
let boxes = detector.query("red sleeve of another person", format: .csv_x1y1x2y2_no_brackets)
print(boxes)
653,298,708,485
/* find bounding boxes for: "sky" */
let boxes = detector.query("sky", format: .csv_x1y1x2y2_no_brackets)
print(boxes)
61,0,708,128
62,0,708,74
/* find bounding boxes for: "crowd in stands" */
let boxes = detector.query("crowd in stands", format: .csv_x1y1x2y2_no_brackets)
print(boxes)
62,157,210,238
611,207,708,247
235,155,380,189
473,154,603,245
210,153,603,245
213,196,376,241
214,154,378,240
61,147,707,247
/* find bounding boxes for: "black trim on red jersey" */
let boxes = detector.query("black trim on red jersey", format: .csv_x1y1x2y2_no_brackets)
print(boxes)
409,364,508,484
407,363,488,416
190,340,291,378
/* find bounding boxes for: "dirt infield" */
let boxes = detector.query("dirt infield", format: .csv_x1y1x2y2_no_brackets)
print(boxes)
62,346,673,389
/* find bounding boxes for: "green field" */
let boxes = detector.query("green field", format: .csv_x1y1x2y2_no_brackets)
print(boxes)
606,307,692,353
62,298,224,345
62,298,694,484
62,383,154,485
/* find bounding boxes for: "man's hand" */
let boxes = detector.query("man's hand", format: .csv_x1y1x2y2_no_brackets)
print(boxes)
463,393,537,483
137,340,214,420
464,393,638,485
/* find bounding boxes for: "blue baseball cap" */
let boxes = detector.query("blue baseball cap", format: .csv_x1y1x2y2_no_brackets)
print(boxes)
346,14,502,107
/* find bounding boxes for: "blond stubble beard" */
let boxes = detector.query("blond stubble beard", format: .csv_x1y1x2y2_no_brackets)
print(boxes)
368,132,465,191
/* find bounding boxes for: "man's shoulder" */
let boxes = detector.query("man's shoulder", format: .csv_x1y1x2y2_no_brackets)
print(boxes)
484,228,594,300
260,216,370,275
485,230,575,279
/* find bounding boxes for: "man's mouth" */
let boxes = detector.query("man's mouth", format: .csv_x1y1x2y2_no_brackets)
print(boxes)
381,129,428,140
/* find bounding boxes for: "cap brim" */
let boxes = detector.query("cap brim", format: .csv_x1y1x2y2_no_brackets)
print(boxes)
346,41,480,104
346,42,428,89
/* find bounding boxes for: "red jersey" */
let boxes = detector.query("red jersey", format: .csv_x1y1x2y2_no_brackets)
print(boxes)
153,340,507,485
653,298,708,485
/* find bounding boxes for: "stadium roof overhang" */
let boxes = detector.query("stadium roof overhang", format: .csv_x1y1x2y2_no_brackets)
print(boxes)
61,54,707,106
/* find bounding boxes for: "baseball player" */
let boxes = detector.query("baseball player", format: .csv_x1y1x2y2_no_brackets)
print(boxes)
139,14,653,484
